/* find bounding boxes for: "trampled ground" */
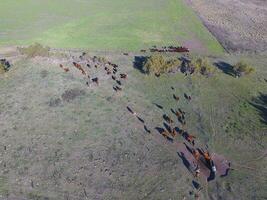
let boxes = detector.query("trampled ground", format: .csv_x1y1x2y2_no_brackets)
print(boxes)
0,0,223,53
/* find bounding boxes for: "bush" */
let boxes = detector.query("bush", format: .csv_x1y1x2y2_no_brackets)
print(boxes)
18,43,50,58
191,57,215,76
0,63,5,74
143,54,181,74
233,61,255,76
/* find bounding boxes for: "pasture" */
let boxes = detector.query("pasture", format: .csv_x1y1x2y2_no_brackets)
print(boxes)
0,0,224,53
0,47,266,199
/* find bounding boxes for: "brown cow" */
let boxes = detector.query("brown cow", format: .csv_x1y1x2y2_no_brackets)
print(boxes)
120,73,127,79
161,131,173,140
173,94,179,101
193,149,200,161
63,68,69,72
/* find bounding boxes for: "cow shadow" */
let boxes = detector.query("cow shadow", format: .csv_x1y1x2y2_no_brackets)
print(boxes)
133,56,147,74
250,93,267,124
214,61,235,77
177,152,191,171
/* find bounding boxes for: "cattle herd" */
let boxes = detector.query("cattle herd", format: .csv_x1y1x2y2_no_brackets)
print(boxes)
149,45,190,53
56,50,228,199
126,86,227,194
58,53,128,92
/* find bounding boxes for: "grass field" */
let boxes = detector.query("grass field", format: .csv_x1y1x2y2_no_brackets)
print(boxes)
0,0,224,53
0,49,266,199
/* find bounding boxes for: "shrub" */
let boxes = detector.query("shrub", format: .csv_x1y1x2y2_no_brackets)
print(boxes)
191,57,215,76
233,61,255,76
143,54,181,74
0,63,5,74
18,43,50,58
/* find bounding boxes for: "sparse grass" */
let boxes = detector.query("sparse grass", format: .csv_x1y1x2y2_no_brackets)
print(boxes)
0,52,266,200
18,43,50,58
144,54,181,74
233,61,255,76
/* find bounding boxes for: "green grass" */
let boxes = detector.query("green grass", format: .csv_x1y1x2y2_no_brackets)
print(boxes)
0,0,224,53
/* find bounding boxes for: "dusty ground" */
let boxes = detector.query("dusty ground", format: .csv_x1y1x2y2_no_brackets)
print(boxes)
185,0,267,53
0,47,266,199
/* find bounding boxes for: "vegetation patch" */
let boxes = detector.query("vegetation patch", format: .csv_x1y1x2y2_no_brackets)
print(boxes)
61,88,86,102
0,59,11,74
18,43,50,58
143,54,181,75
190,57,216,77
233,61,255,77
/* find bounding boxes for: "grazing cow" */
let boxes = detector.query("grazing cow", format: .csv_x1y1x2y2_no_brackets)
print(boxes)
120,73,127,79
64,68,69,72
187,134,196,146
113,68,118,73
140,49,146,53
95,65,98,68
144,125,151,133
87,64,91,68
193,149,200,161
73,62,86,75
170,129,177,137
107,71,111,75
163,114,173,124
184,93,192,101
115,86,122,91
113,86,118,92
123,53,129,56
112,75,116,80
116,80,122,85
173,94,179,101
161,131,173,140
59,64,63,68
92,77,99,85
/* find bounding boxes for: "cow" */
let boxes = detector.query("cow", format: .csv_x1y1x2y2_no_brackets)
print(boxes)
64,68,69,72
120,73,127,79
112,75,116,80
59,64,63,68
92,77,99,85
173,94,179,101
123,53,129,56
115,86,122,91
161,131,173,140
187,134,196,146
116,80,122,86
193,149,200,161
73,62,86,75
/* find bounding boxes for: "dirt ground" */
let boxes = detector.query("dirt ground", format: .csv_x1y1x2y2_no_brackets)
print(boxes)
185,0,267,53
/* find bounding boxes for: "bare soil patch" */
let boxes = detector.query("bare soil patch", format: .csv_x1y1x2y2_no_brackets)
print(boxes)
186,0,267,53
